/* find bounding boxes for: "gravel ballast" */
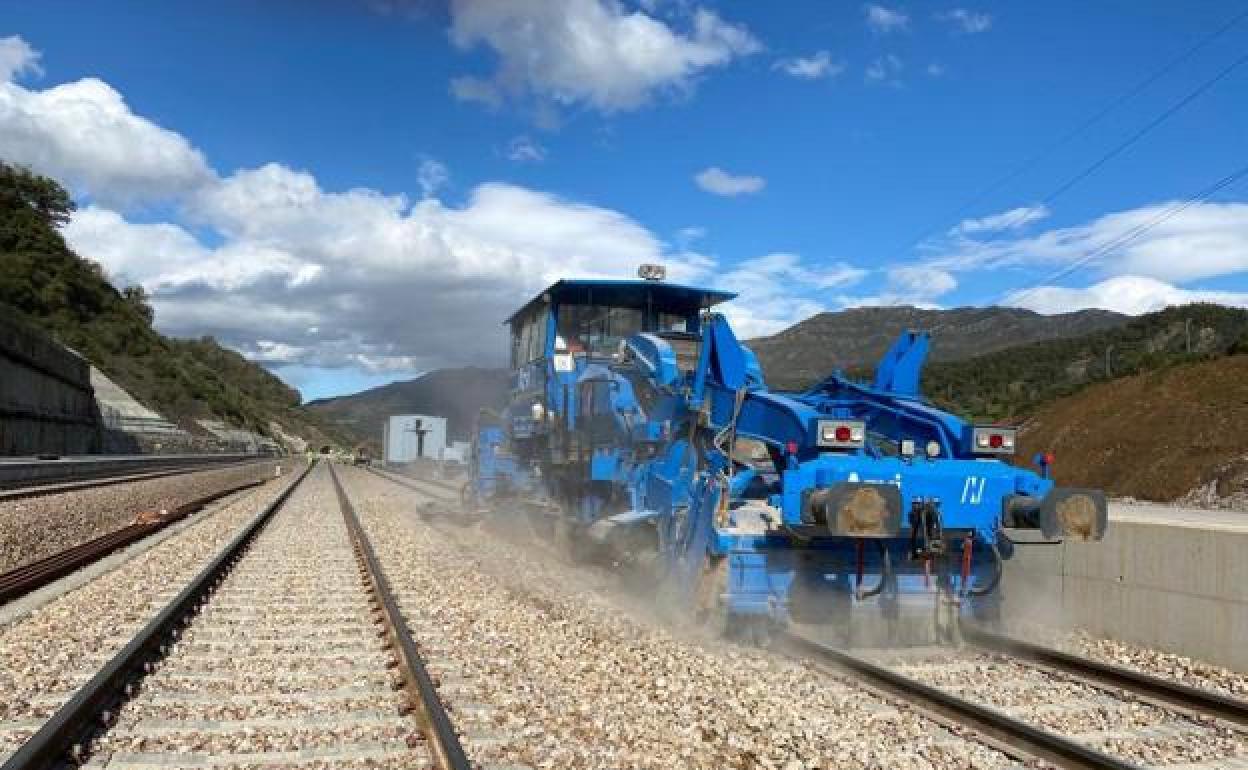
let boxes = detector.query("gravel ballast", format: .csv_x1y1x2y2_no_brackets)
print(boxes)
342,466,1017,770
84,464,427,768
0,460,285,573
0,468,296,758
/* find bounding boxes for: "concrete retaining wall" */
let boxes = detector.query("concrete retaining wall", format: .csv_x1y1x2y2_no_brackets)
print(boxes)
0,309,101,455
1003,503,1248,671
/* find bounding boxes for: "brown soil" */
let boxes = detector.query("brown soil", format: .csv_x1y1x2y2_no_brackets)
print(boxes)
1017,354,1248,502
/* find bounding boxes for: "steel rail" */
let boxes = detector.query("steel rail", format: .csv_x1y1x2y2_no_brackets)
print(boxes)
364,465,461,502
963,626,1248,729
779,631,1142,770
0,463,313,770
0,478,266,605
0,457,272,502
327,463,472,770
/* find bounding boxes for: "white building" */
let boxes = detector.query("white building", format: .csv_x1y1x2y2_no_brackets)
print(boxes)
383,415,447,464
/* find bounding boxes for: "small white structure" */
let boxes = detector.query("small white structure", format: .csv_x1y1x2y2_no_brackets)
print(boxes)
384,415,447,464
442,440,471,465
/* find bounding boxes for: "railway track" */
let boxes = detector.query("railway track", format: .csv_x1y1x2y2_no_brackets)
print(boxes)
360,464,1248,769
0,462,469,770
363,466,462,504
0,479,271,607
782,630,1248,770
0,455,257,497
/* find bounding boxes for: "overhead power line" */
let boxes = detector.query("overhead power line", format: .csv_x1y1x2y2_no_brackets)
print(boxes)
1004,161,1248,307
886,5,1248,258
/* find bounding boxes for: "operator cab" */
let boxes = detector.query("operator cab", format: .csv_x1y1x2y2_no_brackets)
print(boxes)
505,268,735,375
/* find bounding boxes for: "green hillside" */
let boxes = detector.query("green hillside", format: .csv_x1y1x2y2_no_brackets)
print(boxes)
922,303,1248,421
0,161,346,447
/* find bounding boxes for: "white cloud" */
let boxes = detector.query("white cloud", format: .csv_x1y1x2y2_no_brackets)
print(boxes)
1006,275,1248,315
865,54,903,84
0,35,42,81
717,253,868,337
694,166,765,196
940,9,992,34
838,265,957,309
506,135,547,163
932,201,1248,284
926,62,946,77
865,4,909,33
67,167,721,373
773,51,844,80
0,62,213,207
417,157,449,198
953,204,1050,235
447,0,759,113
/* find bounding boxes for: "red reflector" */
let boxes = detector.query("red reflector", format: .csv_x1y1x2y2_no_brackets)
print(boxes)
989,434,1004,449
1044,452,1056,465
786,440,798,455
835,426,852,442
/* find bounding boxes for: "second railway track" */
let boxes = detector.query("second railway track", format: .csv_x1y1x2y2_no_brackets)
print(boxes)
0,462,469,770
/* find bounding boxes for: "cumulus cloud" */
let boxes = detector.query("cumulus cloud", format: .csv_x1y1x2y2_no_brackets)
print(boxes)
506,135,547,162
11,39,871,379
694,166,766,196
67,166,725,373
0,35,42,81
952,204,1050,236
447,0,759,113
865,4,909,33
717,253,868,337
0,43,213,207
1006,275,1248,315
773,51,844,80
939,8,992,34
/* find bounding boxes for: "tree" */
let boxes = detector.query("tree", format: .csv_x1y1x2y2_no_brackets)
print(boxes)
0,161,75,226
123,285,154,323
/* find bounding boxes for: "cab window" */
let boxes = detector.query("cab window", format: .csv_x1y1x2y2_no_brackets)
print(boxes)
657,312,691,333
511,308,549,366
557,305,643,356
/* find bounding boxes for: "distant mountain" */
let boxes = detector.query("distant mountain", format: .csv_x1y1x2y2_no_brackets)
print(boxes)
307,367,510,448
748,306,1128,391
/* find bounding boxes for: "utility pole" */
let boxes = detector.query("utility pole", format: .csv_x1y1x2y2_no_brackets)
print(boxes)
1185,318,1192,354
1105,345,1114,378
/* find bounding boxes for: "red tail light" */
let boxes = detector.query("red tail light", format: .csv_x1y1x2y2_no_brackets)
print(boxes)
971,426,1017,455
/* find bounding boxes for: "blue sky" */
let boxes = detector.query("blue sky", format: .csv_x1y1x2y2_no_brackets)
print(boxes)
3,1,1248,400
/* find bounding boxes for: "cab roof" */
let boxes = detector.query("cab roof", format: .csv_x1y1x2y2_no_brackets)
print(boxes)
505,278,736,325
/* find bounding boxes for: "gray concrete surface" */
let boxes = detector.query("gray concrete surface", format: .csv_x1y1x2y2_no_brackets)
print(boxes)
0,309,99,455
1002,502,1248,671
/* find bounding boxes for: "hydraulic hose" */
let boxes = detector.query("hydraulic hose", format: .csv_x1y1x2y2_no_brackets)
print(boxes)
968,542,1004,597
858,541,892,600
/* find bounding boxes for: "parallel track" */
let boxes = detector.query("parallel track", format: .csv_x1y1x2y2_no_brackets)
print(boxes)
784,630,1248,770
0,462,469,770
0,455,258,497
0,478,264,605
364,465,461,503
963,626,1248,729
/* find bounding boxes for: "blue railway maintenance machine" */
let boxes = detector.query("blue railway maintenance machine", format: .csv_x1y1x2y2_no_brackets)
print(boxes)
467,265,1107,644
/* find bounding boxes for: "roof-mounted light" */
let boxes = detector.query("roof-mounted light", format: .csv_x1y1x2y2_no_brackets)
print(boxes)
638,263,667,281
